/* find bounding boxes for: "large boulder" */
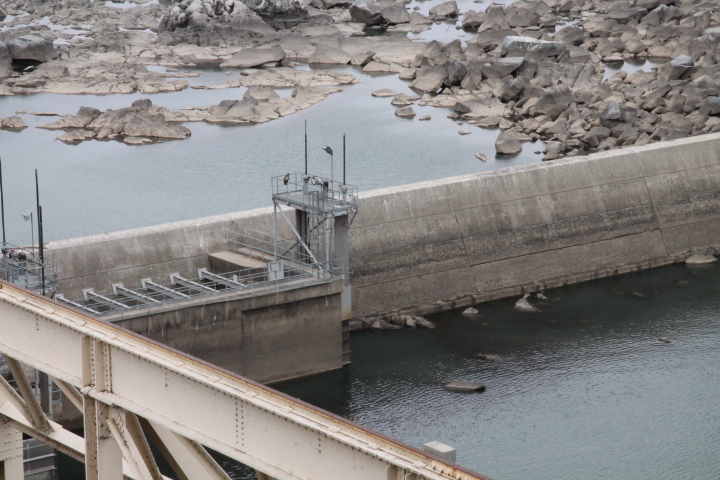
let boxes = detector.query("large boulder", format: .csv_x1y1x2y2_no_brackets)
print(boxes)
495,130,522,155
6,35,55,62
534,84,573,117
0,116,27,131
0,42,11,78
381,4,410,24
309,45,351,64
429,0,459,18
443,59,466,86
501,36,566,59
220,46,286,68
243,0,305,15
349,0,383,25
409,65,448,92
660,54,694,81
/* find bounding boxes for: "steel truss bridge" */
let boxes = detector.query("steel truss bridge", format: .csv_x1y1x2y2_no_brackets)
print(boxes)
0,279,492,480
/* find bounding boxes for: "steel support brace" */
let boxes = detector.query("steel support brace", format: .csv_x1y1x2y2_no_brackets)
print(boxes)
84,396,123,480
141,419,230,480
0,356,51,432
0,418,22,480
105,408,162,480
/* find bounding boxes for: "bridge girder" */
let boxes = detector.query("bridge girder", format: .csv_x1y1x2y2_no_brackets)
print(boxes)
0,280,492,480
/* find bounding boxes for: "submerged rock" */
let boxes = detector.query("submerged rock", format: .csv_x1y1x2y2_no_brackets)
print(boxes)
657,337,674,343
395,106,416,118
463,307,479,315
0,116,28,131
444,381,485,393
514,293,539,312
685,252,717,265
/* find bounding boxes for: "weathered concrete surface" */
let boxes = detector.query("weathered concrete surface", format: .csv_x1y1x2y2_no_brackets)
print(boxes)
106,279,344,384
48,133,720,318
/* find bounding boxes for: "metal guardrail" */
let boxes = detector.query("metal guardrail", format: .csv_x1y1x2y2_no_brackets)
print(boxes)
24,438,56,476
0,243,58,295
271,173,359,215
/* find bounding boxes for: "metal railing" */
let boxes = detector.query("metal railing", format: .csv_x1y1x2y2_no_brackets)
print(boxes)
271,173,359,214
0,243,58,295
24,438,56,476
58,262,344,317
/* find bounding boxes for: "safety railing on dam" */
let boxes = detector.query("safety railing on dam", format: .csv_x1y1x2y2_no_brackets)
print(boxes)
0,279,493,480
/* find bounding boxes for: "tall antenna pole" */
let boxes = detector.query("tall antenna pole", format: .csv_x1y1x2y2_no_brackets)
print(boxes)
343,134,346,185
35,169,45,296
304,120,308,175
0,158,6,249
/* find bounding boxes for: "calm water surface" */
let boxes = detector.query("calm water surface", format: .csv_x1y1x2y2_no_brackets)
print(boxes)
277,263,720,480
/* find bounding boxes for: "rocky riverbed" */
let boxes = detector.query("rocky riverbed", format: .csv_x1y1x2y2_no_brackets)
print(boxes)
2,0,720,155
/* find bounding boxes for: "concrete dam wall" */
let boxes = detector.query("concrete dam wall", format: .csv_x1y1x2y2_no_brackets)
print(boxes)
48,132,720,318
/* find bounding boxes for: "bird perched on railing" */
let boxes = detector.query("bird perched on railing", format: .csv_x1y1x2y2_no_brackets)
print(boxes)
283,173,290,185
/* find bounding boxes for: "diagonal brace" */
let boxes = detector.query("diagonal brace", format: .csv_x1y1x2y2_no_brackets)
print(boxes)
2,356,52,432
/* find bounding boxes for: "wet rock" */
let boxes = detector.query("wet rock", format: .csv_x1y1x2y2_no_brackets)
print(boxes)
309,45,352,65
220,46,286,68
475,353,500,361
444,381,485,393
630,290,646,298
685,252,717,264
38,107,102,130
657,337,674,343
475,153,487,161
0,116,28,131
349,0,383,25
395,106,416,118
6,35,55,62
463,307,479,314
371,319,398,329
495,130,523,155
429,0,459,18
458,130,471,135
58,129,96,144
419,115,431,121
514,293,539,312
501,36,566,59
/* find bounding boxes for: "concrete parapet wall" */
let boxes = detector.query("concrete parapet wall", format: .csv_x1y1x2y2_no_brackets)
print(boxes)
48,133,720,317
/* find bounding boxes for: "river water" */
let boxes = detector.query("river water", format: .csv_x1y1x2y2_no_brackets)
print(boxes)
277,263,720,480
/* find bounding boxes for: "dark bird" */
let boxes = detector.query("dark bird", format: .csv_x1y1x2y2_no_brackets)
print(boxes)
283,173,290,185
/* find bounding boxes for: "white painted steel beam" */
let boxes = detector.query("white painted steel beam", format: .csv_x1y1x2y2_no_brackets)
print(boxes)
0,280,492,480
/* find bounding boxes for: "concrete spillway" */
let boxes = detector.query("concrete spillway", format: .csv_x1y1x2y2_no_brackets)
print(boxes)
47,132,720,319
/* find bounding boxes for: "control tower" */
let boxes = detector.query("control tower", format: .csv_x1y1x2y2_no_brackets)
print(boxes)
271,173,359,359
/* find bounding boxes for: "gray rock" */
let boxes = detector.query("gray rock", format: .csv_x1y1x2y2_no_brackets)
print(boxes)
601,101,623,121
500,77,525,102
461,10,486,29
0,116,28,131
463,307,479,314
309,45,351,64
6,35,55,63
0,5,6,21
371,88,396,97
535,85,573,117
495,130,522,155
514,292,539,311
553,26,584,45
0,42,11,79
494,57,524,77
443,59,466,86
349,0,383,25
657,337,674,343
351,51,375,66
706,96,720,115
410,65,448,92
501,36,566,59
395,106,416,118
381,3,410,24
244,0,306,14
685,252,717,264
455,98,505,117
38,107,102,130
660,54,694,81
220,46,286,68
429,0,459,18
444,381,485,393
